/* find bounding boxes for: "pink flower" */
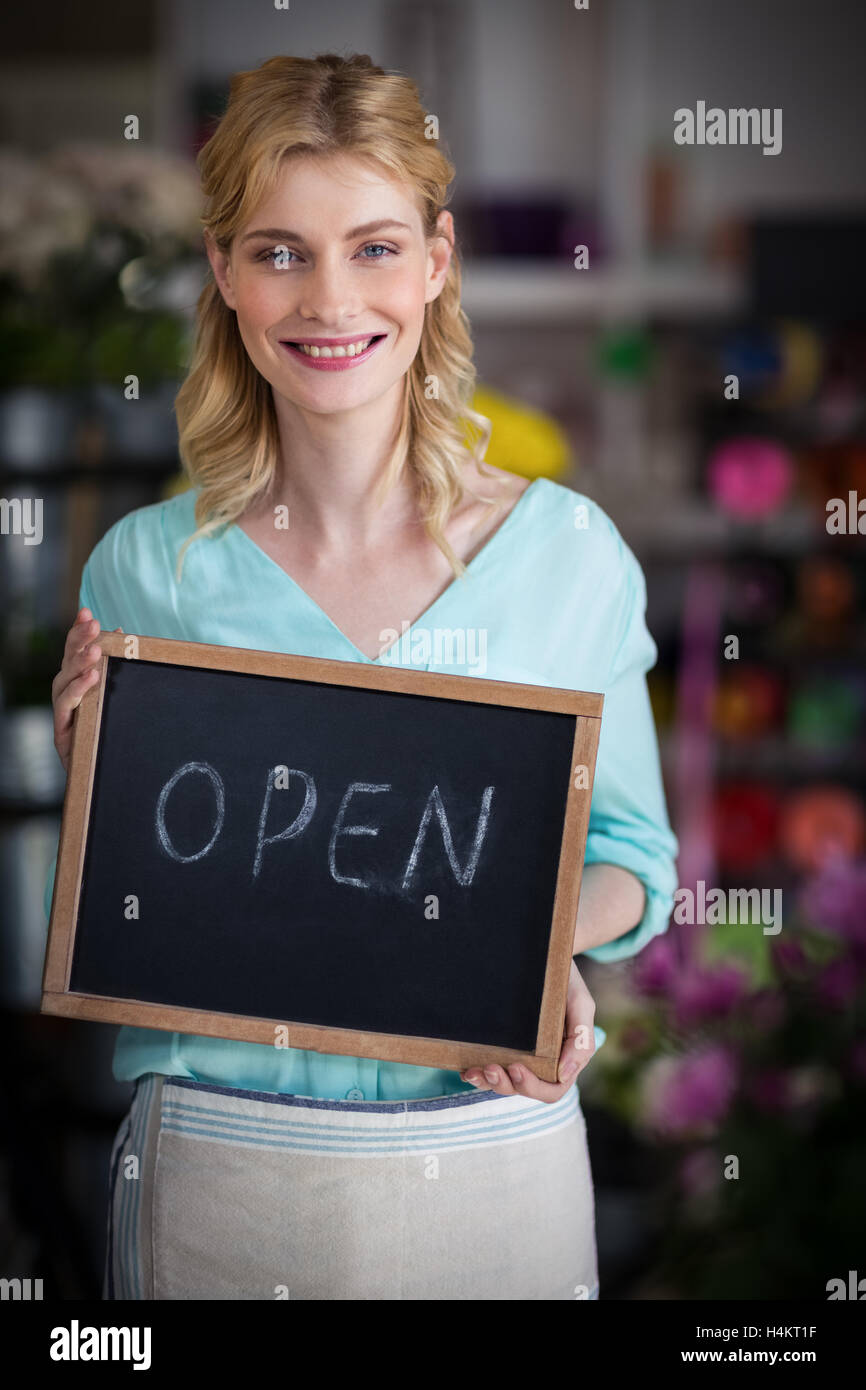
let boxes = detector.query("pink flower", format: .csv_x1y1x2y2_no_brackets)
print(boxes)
707,437,794,520
671,962,749,1028
640,1045,739,1139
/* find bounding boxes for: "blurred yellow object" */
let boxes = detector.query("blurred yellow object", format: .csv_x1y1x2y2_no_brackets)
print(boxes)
161,383,572,499
162,471,192,500
469,384,572,480
759,320,823,409
647,670,676,729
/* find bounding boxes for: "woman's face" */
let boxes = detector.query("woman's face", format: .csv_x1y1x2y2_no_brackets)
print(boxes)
206,153,453,418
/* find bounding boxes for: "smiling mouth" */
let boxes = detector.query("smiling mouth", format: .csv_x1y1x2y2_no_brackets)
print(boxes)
281,334,387,361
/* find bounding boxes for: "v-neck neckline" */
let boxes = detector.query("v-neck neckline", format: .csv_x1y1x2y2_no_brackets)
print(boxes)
226,476,546,665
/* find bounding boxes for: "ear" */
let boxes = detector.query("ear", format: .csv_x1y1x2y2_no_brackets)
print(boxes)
424,210,454,306
204,229,238,311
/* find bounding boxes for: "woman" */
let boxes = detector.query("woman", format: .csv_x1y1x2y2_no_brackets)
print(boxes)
49,53,678,1300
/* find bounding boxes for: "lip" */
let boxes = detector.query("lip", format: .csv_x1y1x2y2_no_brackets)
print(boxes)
279,334,386,371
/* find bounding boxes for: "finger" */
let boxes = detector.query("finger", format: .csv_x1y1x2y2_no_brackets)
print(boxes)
78,629,115,666
52,639,103,700
558,1019,596,1083
559,970,596,1079
58,627,101,690
505,1063,575,1103
460,1064,516,1096
57,663,101,712
63,611,99,663
54,667,100,728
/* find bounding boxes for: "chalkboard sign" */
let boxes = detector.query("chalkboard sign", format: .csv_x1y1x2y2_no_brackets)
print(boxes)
42,633,603,1081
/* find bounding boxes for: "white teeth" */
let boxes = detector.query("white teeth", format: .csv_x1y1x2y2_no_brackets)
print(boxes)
294,337,376,358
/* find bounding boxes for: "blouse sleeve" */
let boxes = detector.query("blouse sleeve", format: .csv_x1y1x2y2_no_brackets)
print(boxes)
42,562,101,925
579,526,679,963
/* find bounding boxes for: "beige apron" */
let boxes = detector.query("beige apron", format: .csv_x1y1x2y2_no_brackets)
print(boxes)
105,1073,599,1300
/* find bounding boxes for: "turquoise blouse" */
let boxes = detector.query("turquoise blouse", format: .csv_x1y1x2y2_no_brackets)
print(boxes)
43,476,678,1101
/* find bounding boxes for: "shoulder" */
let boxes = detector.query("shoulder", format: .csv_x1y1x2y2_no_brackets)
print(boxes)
506,477,652,680
503,474,641,579
528,480,656,686
82,488,200,624
460,463,632,565
84,487,198,584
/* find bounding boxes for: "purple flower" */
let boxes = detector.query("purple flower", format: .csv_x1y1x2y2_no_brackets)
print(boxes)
815,957,862,1009
634,936,678,996
746,1067,791,1112
846,1037,866,1082
799,858,866,945
786,1065,837,1110
640,1045,739,1139
747,1065,837,1120
678,1146,722,1201
746,988,786,1032
620,1021,653,1055
771,937,809,976
671,962,749,1028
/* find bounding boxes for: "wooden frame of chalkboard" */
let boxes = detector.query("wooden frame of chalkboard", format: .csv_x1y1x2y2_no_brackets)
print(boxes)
42,632,603,1083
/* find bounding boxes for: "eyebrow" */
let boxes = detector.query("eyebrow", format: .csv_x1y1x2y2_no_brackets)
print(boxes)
239,219,413,246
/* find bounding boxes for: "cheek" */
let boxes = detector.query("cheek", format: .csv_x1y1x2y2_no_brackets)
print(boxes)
232,276,286,373
233,274,280,328
379,271,428,352
386,269,428,321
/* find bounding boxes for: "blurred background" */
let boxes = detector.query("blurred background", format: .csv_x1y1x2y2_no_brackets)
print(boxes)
1,0,865,1299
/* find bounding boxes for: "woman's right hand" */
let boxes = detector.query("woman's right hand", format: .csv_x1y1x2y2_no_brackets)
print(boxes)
52,608,121,774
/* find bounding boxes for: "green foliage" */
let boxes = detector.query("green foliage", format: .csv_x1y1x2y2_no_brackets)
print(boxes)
0,219,189,389
89,311,188,385
0,306,87,388
700,910,775,986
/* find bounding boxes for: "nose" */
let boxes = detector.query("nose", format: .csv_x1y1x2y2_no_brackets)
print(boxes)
295,250,362,327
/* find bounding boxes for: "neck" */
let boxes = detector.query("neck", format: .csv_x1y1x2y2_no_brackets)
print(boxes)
267,379,419,550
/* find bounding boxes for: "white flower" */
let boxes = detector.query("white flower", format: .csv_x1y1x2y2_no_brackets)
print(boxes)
0,148,92,288
47,142,202,246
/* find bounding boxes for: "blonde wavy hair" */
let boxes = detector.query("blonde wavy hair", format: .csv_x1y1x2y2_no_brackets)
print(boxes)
173,51,498,584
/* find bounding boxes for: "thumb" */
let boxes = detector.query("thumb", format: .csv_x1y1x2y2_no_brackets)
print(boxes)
559,977,595,1082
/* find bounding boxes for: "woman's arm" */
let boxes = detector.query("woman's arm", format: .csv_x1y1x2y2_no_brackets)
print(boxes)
572,861,646,955
461,515,677,1101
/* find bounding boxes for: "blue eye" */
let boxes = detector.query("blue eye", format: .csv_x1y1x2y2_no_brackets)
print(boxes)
360,243,397,259
255,242,398,265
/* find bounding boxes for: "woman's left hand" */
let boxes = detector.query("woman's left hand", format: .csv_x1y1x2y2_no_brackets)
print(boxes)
460,958,596,1103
